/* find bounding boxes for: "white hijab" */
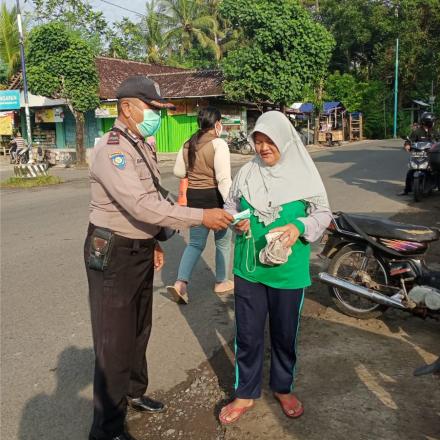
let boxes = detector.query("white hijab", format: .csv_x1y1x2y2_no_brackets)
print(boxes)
231,111,329,225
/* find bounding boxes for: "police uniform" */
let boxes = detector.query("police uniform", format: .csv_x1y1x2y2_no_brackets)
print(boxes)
85,114,203,438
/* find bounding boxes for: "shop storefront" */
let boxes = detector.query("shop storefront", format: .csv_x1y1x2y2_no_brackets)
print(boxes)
94,98,248,153
0,90,21,151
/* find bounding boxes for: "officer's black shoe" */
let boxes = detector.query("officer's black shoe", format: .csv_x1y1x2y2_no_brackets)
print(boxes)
397,190,409,196
112,433,137,440
113,434,137,440
89,432,137,440
128,395,165,413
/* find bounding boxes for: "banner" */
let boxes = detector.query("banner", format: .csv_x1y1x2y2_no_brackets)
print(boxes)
0,112,14,135
95,102,118,118
35,107,64,123
0,90,20,110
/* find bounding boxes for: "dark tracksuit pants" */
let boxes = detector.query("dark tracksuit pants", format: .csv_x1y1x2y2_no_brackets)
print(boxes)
85,224,155,439
234,276,305,399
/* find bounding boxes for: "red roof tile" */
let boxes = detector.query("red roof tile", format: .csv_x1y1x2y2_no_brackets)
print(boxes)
96,57,223,100
148,70,223,99
9,57,224,101
96,56,190,99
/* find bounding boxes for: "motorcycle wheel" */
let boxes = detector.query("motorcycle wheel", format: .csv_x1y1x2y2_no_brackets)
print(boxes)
240,143,252,155
328,244,388,319
413,177,423,203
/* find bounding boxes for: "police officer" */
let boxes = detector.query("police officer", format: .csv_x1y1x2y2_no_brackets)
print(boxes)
399,111,439,195
85,75,233,440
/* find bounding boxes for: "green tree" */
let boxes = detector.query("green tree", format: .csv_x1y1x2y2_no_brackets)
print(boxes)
26,22,100,164
220,0,334,108
108,0,169,63
0,2,21,80
324,71,366,112
316,0,439,109
316,0,394,78
0,58,8,86
32,0,108,51
159,0,220,60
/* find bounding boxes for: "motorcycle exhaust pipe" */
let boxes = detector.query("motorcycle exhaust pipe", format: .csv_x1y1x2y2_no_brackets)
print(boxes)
318,272,407,309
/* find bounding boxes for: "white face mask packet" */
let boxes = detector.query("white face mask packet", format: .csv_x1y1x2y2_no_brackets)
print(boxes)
259,231,292,266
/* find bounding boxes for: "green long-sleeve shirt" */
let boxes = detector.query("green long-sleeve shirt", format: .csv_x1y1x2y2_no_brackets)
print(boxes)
233,197,311,290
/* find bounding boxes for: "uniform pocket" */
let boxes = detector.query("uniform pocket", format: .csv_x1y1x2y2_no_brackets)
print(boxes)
135,163,152,180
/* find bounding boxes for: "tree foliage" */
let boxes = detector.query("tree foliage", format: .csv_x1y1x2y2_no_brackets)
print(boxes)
0,2,22,80
158,0,220,60
220,0,334,106
27,22,99,112
324,71,366,113
316,0,440,105
26,22,99,162
32,0,108,51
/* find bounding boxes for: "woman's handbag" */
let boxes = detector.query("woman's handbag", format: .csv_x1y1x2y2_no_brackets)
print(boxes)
112,127,176,241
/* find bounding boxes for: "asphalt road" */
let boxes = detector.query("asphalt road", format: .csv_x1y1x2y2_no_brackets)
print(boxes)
0,139,426,439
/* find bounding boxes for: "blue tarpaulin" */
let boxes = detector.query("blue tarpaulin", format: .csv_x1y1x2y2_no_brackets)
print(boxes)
323,101,343,114
299,103,314,113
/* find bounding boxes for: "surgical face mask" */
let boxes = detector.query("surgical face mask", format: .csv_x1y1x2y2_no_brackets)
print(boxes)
135,109,162,138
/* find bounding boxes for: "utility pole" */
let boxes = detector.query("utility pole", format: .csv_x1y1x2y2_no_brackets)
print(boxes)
393,5,399,139
16,0,32,155
430,80,435,113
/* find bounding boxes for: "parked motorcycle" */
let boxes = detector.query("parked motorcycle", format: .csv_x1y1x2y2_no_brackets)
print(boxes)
318,212,440,320
406,139,440,202
10,145,30,164
228,131,252,155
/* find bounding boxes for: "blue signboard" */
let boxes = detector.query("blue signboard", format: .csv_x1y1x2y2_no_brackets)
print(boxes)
0,90,21,110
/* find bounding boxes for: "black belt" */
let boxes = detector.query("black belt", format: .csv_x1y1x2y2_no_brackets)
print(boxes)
88,223,155,249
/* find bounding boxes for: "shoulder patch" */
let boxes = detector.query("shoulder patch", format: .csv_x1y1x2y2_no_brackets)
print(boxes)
107,131,120,145
109,152,126,170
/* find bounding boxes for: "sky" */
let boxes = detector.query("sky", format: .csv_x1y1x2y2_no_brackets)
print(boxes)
5,0,149,23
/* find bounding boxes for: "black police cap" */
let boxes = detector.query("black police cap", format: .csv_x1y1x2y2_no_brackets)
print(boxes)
116,76,176,110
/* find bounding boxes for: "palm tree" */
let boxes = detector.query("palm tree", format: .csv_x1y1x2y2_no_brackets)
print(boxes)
197,0,243,60
159,0,220,60
0,2,21,80
144,0,168,64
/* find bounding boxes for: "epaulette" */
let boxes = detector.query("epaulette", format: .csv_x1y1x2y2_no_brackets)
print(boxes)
107,131,120,145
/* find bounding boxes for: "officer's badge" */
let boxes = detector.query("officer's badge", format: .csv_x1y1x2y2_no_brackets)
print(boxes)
107,131,120,145
110,152,126,170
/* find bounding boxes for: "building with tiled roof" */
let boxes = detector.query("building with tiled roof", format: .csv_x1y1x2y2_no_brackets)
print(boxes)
2,57,252,154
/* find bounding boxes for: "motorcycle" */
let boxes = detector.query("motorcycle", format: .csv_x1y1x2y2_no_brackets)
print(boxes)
228,131,252,155
406,139,440,202
10,145,30,164
318,212,440,320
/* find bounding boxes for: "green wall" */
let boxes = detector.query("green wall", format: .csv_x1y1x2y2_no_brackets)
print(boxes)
155,111,198,152
95,111,198,153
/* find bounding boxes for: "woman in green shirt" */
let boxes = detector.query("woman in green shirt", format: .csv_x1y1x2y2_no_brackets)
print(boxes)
220,111,331,424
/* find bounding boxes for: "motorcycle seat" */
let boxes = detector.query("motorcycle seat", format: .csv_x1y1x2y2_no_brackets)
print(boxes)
337,213,439,243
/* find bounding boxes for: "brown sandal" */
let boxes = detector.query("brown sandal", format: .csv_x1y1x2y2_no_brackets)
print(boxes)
219,401,254,425
274,393,304,418
166,286,189,304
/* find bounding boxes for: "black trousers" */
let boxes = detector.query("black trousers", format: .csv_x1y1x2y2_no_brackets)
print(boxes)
234,276,305,399
404,169,415,193
84,224,155,439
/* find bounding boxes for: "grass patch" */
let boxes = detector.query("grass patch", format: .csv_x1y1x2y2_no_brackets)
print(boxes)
0,175,63,189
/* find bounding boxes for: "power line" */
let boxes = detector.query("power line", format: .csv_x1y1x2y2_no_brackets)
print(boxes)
95,0,147,18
